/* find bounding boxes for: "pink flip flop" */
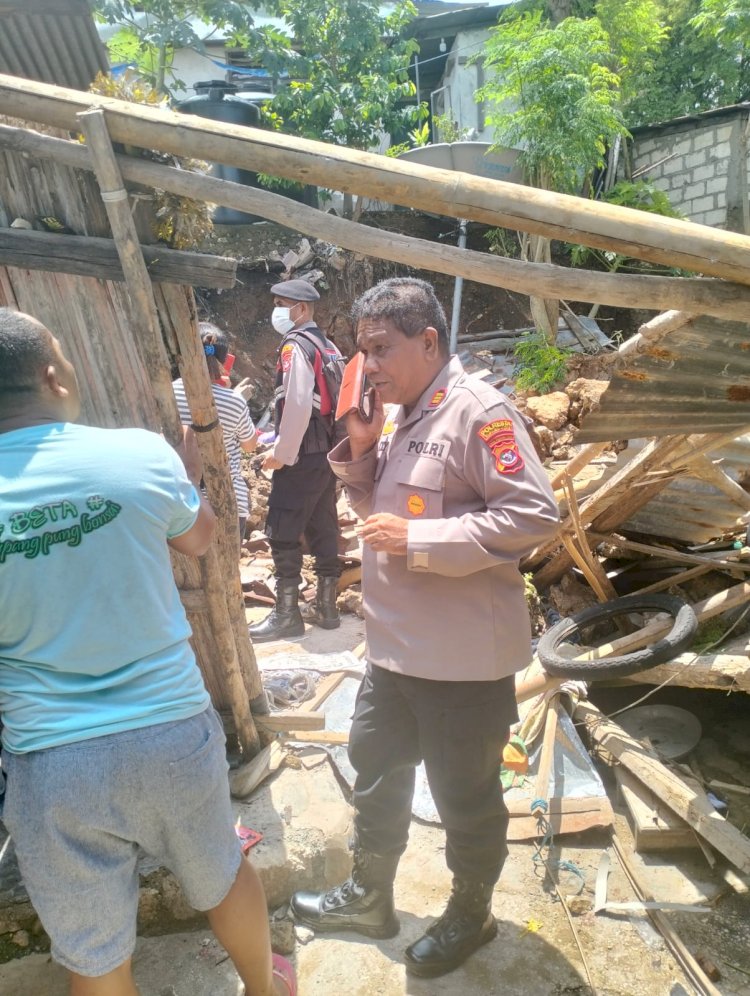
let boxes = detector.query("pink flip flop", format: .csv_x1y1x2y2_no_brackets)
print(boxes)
272,953,297,996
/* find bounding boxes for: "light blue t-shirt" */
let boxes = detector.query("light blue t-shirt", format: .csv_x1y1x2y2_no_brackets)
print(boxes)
0,423,210,753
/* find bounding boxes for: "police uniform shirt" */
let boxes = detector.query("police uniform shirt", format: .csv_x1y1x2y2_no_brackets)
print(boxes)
273,327,317,466
329,355,560,682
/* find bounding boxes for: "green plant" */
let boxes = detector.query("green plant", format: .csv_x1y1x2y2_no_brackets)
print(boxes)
432,114,472,144
485,227,520,258
513,331,571,393
261,0,420,152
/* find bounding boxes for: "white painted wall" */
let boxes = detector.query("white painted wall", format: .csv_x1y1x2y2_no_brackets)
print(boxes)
434,28,493,142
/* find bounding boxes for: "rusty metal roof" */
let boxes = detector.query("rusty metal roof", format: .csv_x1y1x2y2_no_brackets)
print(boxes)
577,315,750,442
561,435,750,544
0,0,108,92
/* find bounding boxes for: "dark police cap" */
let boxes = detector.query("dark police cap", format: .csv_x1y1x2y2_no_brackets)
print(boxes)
270,279,321,302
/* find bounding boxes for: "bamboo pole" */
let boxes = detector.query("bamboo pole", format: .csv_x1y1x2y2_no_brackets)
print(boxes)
3,80,750,285
2,125,750,323
531,695,563,818
77,108,259,757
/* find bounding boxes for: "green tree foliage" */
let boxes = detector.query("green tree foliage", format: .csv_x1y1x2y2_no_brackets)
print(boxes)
93,1,284,94
261,0,420,151
625,0,750,124
476,1,667,192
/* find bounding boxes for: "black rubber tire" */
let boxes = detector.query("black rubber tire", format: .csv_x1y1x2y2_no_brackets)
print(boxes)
537,593,698,680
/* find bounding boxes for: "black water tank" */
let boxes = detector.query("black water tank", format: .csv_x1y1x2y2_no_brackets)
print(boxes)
176,80,263,224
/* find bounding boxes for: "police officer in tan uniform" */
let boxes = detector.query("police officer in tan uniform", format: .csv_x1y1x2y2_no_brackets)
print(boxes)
290,278,559,978
249,279,342,643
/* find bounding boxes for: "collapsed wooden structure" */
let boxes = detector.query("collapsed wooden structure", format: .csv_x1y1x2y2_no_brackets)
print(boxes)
2,73,750,764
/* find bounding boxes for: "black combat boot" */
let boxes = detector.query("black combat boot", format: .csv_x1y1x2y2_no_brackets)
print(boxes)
300,576,340,630
290,848,400,938
404,878,497,978
248,580,305,643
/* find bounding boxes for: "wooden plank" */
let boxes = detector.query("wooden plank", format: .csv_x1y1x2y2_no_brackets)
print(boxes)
282,731,350,746
222,708,326,734
4,124,750,322
4,77,750,285
589,533,750,574
78,107,259,757
532,428,750,587
632,564,714,596
531,695,562,816
254,710,325,733
687,454,750,512
616,766,699,852
549,442,610,491
577,701,750,874
506,797,614,841
0,227,237,288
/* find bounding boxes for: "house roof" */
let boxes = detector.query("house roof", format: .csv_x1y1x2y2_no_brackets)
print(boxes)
630,102,750,136
404,3,510,91
0,0,108,91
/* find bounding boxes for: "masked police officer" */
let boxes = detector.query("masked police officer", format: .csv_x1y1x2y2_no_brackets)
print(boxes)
249,279,342,643
290,278,560,978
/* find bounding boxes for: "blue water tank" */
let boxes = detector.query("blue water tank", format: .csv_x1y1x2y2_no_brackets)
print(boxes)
176,80,264,224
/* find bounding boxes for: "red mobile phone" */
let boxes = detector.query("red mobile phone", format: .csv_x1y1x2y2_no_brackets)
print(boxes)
335,352,375,423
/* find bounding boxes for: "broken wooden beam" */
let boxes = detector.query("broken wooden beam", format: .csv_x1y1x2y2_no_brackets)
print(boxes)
576,700,750,875
616,767,699,852
5,123,750,322
4,76,750,285
616,644,750,694
0,227,237,288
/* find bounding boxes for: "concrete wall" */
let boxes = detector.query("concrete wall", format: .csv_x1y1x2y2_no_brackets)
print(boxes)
628,108,750,233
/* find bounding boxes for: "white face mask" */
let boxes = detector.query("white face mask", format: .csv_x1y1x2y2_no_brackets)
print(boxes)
271,306,296,335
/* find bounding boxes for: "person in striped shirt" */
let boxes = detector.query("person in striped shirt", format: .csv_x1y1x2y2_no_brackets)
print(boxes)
173,323,257,547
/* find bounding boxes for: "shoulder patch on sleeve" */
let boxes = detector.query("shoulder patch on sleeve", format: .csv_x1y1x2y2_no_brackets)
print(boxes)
280,342,295,372
477,418,525,475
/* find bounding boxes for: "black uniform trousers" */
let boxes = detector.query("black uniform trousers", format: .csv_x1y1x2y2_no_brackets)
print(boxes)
348,663,517,884
265,451,339,581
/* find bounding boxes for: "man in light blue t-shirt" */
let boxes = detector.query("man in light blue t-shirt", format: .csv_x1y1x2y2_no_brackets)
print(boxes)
0,310,294,996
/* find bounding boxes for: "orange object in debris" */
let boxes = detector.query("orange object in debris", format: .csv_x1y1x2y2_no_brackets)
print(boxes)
502,735,529,774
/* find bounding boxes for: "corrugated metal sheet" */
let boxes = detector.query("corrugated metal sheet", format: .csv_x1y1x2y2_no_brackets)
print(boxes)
577,316,750,442
0,1,108,92
562,435,750,544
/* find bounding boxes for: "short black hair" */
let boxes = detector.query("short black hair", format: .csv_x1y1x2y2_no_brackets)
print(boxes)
0,309,56,400
352,278,448,351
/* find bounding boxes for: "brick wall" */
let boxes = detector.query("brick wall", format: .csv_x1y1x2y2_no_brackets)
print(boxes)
626,107,749,232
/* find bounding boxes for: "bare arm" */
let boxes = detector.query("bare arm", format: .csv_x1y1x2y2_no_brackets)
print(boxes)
167,497,216,557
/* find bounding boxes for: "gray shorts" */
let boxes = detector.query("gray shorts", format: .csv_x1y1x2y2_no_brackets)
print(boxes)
1,707,241,977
